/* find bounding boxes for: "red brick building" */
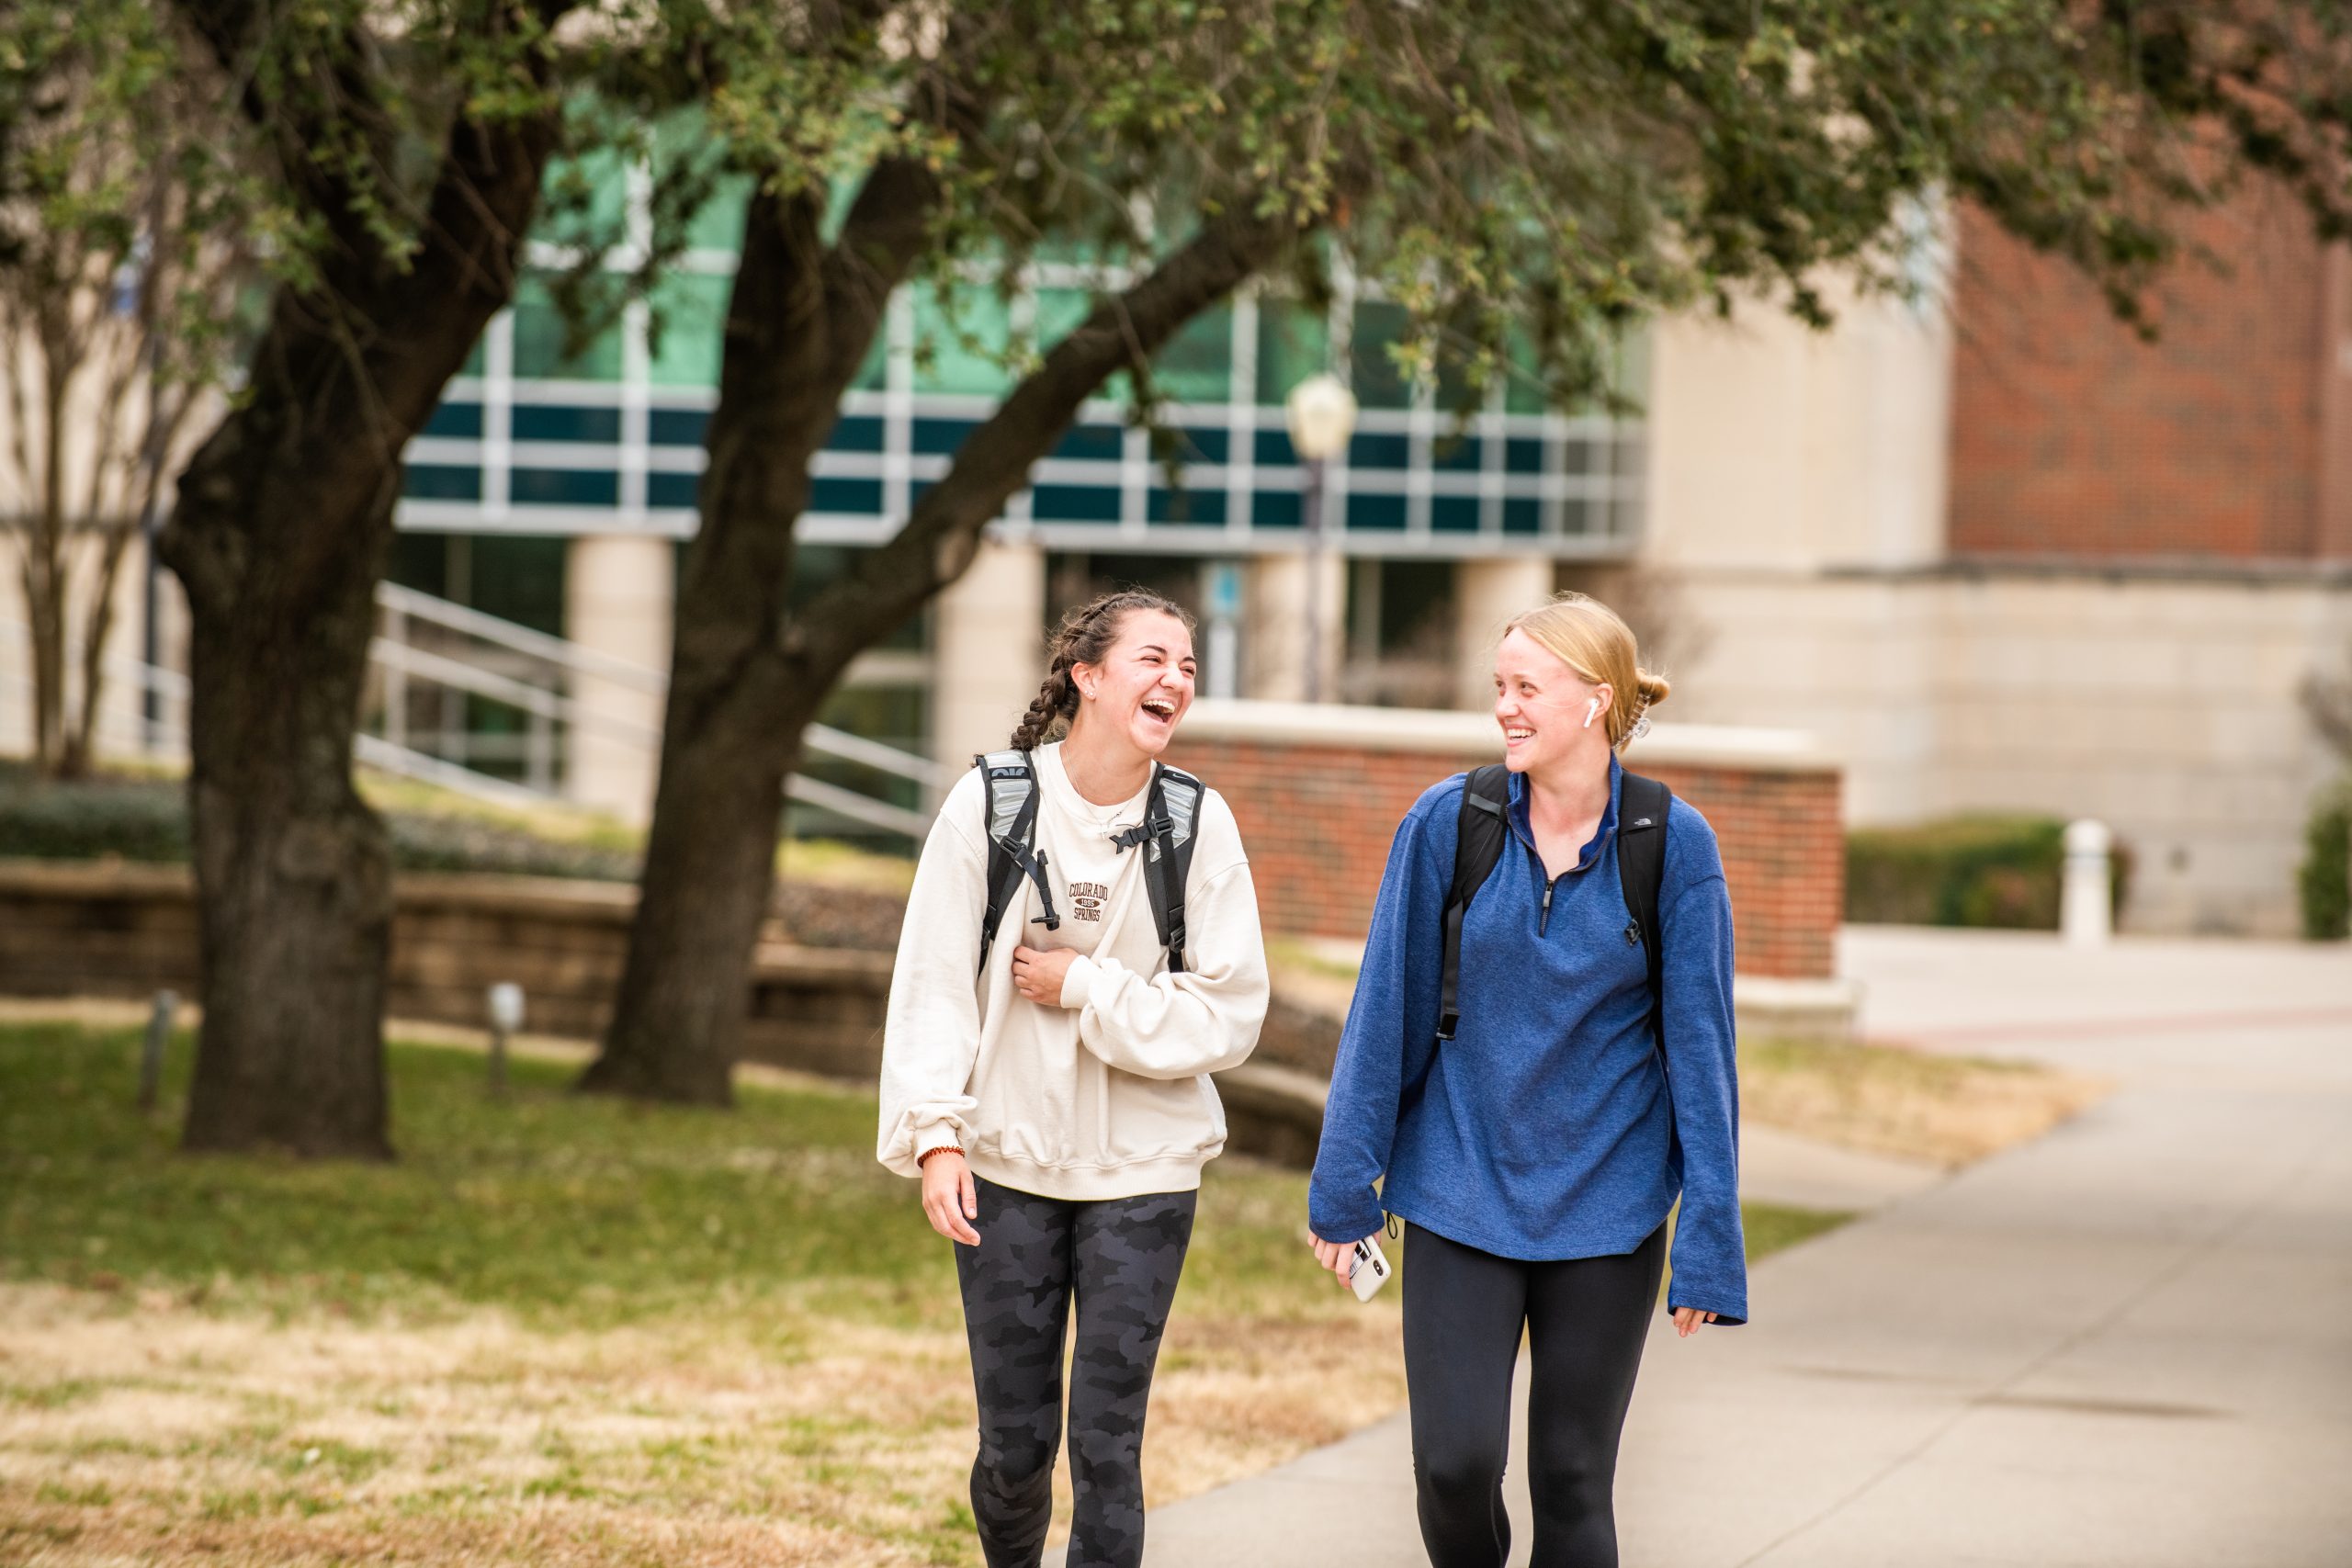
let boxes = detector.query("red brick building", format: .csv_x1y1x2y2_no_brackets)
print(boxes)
1950,186,2352,567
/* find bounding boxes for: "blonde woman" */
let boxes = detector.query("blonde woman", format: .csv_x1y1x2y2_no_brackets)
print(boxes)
1308,592,1744,1568
878,588,1269,1568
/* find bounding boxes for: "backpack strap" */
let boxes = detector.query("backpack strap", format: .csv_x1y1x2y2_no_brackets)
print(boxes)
1136,763,1204,974
974,750,1060,976
1436,763,1514,1041
1615,770,1673,1054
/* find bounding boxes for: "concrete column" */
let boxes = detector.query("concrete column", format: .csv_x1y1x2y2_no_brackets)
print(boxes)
932,536,1046,781
564,533,673,824
1453,556,1555,710
1240,551,1346,703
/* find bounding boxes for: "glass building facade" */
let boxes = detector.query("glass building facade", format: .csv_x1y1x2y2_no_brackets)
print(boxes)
399,157,1649,558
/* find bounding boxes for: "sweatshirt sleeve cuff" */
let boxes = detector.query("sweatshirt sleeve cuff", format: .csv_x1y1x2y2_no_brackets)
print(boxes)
1057,953,1102,1011
912,1121,966,1158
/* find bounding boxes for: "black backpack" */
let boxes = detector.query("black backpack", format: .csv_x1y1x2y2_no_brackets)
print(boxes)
1436,763,1673,1047
972,750,1205,977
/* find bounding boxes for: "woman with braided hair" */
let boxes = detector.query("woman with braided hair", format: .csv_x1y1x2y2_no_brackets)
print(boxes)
877,588,1269,1568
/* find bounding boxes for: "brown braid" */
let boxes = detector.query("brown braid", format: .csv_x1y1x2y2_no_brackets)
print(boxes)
1009,589,1197,751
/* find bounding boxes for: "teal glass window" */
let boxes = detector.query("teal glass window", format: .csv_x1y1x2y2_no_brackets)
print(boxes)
647,271,730,389
1255,299,1331,404
1349,300,1417,410
686,173,752,253
538,144,630,247
1504,329,1551,415
650,107,753,254
513,272,624,382
1153,304,1232,405
1037,291,1230,408
912,284,1016,396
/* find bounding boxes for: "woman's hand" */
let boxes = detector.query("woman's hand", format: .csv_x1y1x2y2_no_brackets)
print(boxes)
1672,1306,1718,1337
1308,1233,1366,1292
922,1151,981,1246
1010,944,1080,1007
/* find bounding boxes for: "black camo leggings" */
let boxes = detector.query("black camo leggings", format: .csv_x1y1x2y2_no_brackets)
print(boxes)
953,1174,1196,1568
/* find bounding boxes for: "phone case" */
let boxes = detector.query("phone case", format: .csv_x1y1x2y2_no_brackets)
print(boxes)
1348,1235,1393,1303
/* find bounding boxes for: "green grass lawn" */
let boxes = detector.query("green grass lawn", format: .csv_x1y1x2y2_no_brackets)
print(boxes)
2,1021,1844,1328
0,1021,1848,1567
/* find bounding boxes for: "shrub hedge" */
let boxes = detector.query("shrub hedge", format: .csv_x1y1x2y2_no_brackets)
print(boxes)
0,763,916,948
0,765,640,882
2300,784,2351,942
1846,813,2131,931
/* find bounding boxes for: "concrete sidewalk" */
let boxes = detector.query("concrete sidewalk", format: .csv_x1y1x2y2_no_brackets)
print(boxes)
1149,929,2352,1567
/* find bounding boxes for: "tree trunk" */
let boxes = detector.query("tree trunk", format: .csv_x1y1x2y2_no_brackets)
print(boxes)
576,674,820,1103
152,22,564,1154
58,520,139,782
580,182,845,1104
166,451,399,1157
21,550,66,774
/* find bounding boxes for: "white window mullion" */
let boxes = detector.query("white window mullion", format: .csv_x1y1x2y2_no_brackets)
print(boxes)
885,290,916,522
483,311,515,522
1228,290,1258,532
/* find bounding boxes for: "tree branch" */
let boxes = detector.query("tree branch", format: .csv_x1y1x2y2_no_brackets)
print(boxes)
815,70,992,389
797,203,1296,673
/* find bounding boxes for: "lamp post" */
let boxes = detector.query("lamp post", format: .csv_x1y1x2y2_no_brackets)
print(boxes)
1284,373,1358,704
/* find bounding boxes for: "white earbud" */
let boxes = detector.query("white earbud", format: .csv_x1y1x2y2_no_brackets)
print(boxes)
1583,697,1600,728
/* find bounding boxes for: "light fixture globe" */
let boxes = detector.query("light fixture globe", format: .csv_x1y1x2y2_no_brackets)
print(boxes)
1284,372,1359,463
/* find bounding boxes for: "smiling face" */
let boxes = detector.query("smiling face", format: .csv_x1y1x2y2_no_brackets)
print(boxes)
1072,609,1197,759
1494,626,1610,776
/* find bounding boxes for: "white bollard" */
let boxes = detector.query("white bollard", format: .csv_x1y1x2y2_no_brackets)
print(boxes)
2062,818,2113,947
486,982,526,1097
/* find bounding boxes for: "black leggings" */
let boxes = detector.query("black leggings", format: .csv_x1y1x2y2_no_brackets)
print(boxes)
1402,1222,1668,1568
952,1174,1196,1568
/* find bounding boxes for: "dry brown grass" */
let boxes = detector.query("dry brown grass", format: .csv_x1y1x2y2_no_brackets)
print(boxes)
1738,1036,2110,1168
0,1283,1402,1567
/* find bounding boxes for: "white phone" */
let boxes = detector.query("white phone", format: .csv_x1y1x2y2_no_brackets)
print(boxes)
1348,1235,1394,1303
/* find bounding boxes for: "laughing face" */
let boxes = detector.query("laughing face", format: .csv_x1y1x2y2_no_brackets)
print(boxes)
1494,626,1609,775
1074,609,1197,758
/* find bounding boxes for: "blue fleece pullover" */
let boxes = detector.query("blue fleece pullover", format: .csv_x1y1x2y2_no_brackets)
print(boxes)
1307,757,1748,1325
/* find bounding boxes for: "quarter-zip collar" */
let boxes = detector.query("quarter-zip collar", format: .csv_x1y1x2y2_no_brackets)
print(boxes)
1507,753,1623,873
1509,755,1623,937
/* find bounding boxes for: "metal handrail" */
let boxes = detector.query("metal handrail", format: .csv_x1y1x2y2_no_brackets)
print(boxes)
0,654,559,812
7,598,944,837
374,582,947,791
369,637,662,746
378,581,667,692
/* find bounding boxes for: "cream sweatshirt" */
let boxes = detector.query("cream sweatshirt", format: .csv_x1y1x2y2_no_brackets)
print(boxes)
875,742,1269,1201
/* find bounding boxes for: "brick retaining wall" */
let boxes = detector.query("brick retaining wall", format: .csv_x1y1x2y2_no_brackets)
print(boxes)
0,860,891,1073
1166,703,1842,980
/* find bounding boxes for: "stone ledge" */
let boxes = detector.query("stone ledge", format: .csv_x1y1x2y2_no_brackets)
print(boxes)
1735,973,1863,1043
1180,700,1833,772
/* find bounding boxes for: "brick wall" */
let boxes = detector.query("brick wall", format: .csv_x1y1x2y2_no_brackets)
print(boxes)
0,861,892,1074
1165,703,1842,979
1949,182,2351,563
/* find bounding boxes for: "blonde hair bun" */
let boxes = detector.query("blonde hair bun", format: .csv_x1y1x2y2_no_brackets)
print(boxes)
1503,592,1664,751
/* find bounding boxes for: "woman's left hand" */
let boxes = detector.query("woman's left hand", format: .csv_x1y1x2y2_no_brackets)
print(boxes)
1010,945,1080,1007
1671,1306,1718,1338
